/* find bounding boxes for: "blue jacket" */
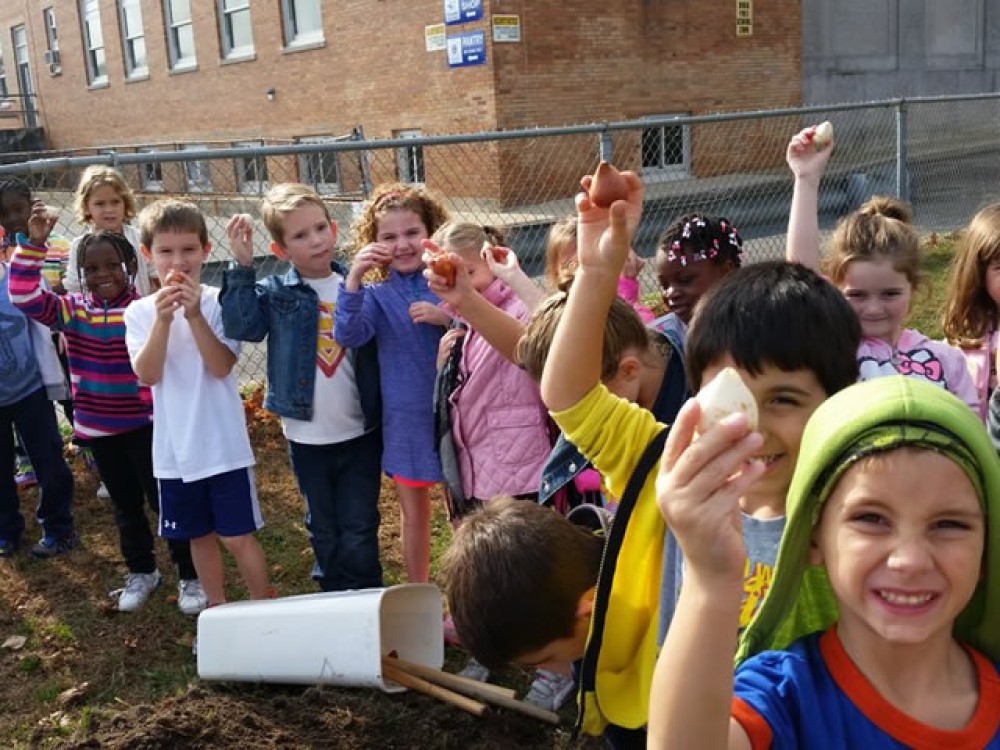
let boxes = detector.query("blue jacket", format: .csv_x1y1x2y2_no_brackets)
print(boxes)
219,261,381,429
539,323,687,506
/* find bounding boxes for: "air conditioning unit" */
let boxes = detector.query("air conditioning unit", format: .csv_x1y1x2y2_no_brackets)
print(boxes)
43,49,60,65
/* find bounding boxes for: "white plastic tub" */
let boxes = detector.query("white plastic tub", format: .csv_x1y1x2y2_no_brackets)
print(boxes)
196,584,444,693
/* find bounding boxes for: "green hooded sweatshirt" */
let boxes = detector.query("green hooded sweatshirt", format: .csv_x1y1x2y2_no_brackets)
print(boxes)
736,375,1000,665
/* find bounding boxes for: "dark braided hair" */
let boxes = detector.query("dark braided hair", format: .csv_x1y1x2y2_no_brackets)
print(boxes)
77,230,138,292
657,213,744,268
0,177,33,241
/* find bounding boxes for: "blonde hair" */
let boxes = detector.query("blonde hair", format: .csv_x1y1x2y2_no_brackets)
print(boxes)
137,199,208,249
543,214,577,290
73,165,137,225
823,196,923,289
430,221,505,259
346,182,449,256
260,183,330,245
943,203,1000,346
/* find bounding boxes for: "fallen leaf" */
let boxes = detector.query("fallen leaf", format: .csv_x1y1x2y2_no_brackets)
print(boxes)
2,635,26,650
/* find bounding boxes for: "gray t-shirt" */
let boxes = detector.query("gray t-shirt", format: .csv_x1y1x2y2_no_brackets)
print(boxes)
657,513,786,644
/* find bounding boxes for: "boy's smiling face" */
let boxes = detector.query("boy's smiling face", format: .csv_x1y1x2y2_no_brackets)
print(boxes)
810,449,983,651
699,357,828,515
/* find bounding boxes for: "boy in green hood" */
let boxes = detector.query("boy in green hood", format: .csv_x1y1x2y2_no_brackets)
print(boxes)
649,376,1000,748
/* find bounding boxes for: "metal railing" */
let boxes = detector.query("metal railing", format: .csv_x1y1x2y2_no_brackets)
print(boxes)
2,92,999,385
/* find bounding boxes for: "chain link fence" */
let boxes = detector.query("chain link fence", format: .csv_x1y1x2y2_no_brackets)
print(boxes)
2,93,999,385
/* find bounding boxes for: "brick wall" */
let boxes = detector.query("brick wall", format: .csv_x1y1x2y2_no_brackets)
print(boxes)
0,0,800,205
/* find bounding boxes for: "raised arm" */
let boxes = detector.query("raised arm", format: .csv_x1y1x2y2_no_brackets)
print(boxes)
219,214,270,342
539,171,643,412
424,241,526,363
481,244,547,313
8,239,70,329
785,125,834,272
647,399,763,750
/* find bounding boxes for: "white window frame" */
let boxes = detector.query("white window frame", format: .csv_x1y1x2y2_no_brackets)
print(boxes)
0,40,8,100
118,0,147,79
394,130,425,186
218,0,254,60
234,141,269,194
181,144,212,193
298,137,342,194
139,149,163,191
640,114,690,181
79,0,108,86
281,0,324,48
165,0,197,71
42,8,61,74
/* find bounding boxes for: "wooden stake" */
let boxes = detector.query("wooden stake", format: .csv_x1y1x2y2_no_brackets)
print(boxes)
382,662,486,717
385,656,517,700
381,656,561,725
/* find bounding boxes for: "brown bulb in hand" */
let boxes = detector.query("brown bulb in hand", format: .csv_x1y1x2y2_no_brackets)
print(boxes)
429,256,457,287
588,162,629,208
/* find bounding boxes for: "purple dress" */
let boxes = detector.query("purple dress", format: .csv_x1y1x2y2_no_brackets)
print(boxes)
334,269,444,482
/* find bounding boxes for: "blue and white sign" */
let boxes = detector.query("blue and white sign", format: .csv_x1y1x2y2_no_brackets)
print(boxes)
444,0,483,25
446,30,486,67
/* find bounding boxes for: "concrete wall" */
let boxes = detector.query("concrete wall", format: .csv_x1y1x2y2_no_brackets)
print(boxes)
803,0,1000,103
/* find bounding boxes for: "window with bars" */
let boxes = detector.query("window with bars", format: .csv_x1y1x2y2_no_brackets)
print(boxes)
394,130,425,185
181,144,212,192
139,150,163,191
235,142,269,194
218,0,254,59
42,8,61,73
119,0,147,77
640,116,689,178
281,0,323,48
79,0,108,84
165,0,196,70
299,138,341,194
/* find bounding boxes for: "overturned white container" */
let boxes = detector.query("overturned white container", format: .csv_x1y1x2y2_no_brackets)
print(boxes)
197,583,443,693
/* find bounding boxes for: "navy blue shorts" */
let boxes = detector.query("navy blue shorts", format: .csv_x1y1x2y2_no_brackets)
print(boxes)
158,467,262,539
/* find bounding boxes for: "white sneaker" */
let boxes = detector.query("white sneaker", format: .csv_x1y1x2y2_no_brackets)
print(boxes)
115,571,161,612
457,657,491,682
177,579,208,616
96,482,110,499
524,668,576,712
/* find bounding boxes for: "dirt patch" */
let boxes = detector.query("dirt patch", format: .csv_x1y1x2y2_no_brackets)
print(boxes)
0,410,599,749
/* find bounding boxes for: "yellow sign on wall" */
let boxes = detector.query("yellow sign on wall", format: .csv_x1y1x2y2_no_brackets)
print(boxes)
736,0,753,36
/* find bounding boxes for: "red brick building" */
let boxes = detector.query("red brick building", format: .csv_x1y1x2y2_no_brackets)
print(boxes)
0,1,801,203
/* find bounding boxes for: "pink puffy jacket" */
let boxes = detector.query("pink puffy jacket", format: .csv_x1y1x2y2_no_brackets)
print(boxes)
448,280,552,500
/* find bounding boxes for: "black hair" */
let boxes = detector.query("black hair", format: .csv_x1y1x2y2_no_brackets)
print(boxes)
0,177,32,206
0,177,33,238
657,213,744,267
77,230,138,292
685,261,861,395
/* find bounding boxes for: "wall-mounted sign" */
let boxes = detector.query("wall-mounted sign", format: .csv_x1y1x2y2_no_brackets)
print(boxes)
492,14,521,43
425,24,446,52
447,30,486,67
736,0,753,36
444,0,483,26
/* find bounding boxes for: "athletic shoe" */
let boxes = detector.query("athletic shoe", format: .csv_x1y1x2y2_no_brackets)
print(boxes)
115,571,162,612
457,657,491,682
96,482,111,499
29,532,81,559
524,669,576,712
0,538,18,558
177,579,208,616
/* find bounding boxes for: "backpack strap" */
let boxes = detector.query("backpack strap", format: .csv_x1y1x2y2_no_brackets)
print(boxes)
575,425,670,732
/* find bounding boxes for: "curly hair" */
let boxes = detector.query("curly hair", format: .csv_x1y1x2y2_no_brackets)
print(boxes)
345,182,450,257
655,213,744,268
73,165,137,226
943,203,1000,346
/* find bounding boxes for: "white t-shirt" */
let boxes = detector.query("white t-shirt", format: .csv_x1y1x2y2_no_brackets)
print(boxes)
125,285,254,481
282,273,366,445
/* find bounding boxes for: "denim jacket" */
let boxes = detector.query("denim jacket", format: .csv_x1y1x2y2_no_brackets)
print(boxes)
539,323,687,506
220,261,381,429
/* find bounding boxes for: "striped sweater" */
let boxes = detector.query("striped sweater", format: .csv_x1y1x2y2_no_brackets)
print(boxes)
8,239,152,438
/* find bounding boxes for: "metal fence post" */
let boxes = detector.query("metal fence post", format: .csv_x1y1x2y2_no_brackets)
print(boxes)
599,128,613,162
895,100,908,202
